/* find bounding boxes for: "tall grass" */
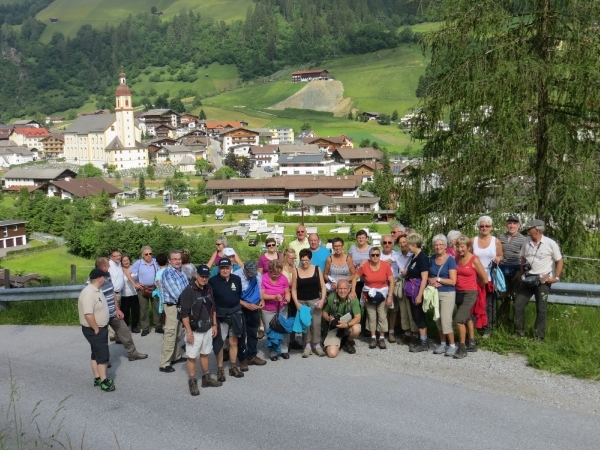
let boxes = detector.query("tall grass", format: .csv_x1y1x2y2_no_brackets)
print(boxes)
0,299,78,326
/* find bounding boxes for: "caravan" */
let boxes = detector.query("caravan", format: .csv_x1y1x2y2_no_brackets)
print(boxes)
237,219,268,232
215,208,225,220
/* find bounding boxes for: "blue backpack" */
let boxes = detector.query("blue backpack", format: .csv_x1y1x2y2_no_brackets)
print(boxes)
490,263,506,293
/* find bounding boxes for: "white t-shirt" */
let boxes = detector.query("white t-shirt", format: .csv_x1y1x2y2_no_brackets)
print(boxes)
521,235,562,277
381,251,400,277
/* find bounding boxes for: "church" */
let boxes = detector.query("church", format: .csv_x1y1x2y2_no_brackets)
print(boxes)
63,74,149,170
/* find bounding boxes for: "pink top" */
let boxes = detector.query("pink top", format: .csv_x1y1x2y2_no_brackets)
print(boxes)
261,273,289,312
446,247,456,257
456,256,479,291
258,253,281,273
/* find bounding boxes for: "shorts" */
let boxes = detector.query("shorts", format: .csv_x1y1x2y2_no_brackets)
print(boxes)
219,321,237,338
323,324,361,347
82,326,109,364
455,290,477,324
186,330,213,359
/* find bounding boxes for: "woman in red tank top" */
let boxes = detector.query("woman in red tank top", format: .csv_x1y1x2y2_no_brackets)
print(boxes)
453,236,488,359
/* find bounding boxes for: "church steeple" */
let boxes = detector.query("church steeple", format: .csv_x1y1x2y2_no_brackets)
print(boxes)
114,72,135,148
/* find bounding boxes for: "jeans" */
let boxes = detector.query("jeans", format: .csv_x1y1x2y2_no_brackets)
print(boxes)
240,307,260,361
514,283,550,339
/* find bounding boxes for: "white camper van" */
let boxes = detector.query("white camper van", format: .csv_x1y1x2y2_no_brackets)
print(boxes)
215,208,225,220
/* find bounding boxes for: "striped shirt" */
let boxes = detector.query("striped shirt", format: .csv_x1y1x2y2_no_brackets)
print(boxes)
161,265,189,305
86,277,116,317
498,232,526,266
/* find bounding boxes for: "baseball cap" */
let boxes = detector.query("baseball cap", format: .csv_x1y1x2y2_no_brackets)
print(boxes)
506,215,520,223
223,247,236,257
218,258,232,268
244,261,258,278
89,268,110,280
196,264,210,277
524,219,544,229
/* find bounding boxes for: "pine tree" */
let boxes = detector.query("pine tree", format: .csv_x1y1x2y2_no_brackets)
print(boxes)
138,175,146,200
373,150,394,210
146,165,155,180
199,109,207,120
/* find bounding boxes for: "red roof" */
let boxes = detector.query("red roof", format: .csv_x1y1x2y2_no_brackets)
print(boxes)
12,127,51,138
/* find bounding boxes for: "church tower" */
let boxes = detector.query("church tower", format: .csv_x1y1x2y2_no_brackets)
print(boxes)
114,72,136,148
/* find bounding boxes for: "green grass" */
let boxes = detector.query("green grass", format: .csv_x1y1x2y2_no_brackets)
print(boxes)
36,0,254,42
0,299,79,325
2,246,95,285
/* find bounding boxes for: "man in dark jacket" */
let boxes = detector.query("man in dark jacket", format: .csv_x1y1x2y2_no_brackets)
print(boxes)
179,264,222,396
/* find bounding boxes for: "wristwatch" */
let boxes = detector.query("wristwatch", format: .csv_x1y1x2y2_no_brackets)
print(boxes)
555,277,560,281
437,277,441,283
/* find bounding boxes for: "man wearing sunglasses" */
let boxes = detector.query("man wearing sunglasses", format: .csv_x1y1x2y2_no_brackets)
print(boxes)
288,225,310,255
131,246,161,336
380,235,401,343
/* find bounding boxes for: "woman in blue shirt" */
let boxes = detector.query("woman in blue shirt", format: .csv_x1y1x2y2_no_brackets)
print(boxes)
428,234,457,356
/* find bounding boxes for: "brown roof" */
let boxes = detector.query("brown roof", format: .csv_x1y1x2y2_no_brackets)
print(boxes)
334,148,383,160
206,175,362,191
220,127,259,137
292,69,329,76
50,178,123,198
249,145,278,154
204,121,242,129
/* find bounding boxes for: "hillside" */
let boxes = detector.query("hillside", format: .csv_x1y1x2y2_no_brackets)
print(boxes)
35,0,254,42
269,80,350,116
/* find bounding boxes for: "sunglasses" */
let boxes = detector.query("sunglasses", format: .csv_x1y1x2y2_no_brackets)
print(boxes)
370,254,380,257
479,225,491,228
383,241,393,244
216,242,223,245
297,231,305,234
144,253,152,256
266,244,276,247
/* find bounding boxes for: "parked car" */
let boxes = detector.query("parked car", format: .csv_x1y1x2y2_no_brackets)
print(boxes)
215,208,225,220
248,238,258,246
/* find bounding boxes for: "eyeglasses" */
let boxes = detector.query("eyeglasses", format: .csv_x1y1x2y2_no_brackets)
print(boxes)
216,242,223,246
479,225,491,229
266,244,276,247
383,241,393,244
144,253,152,256
370,254,380,257
297,231,305,234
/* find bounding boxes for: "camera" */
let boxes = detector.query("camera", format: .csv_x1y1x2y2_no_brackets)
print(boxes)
523,263,532,272
329,313,341,329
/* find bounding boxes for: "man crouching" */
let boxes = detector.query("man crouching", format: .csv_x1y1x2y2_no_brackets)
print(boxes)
322,279,362,358
179,264,222,396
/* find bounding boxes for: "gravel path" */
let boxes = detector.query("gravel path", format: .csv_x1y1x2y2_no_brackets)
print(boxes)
1,325,598,449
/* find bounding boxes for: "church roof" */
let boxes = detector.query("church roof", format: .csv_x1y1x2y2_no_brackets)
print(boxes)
66,115,115,134
115,84,131,96
105,136,124,151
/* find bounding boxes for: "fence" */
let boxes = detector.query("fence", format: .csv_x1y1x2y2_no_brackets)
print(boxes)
0,280,599,310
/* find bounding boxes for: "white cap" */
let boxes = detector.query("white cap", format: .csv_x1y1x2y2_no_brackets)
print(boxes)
223,247,236,257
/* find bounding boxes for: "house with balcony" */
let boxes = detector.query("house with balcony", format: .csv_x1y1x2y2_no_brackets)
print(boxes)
9,127,51,150
138,109,180,136
249,145,279,166
2,167,77,189
331,147,382,167
41,133,64,158
302,134,354,152
288,193,380,217
277,153,339,176
220,128,260,153
292,69,330,82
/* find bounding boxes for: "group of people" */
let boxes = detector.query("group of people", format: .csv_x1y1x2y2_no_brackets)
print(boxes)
78,216,563,395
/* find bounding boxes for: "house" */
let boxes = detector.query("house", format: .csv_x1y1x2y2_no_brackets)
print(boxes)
64,73,147,169
206,175,363,205
179,136,209,147
0,127,12,141
331,147,382,167
220,128,260,153
41,133,64,158
180,114,199,125
363,112,380,120
250,128,276,144
2,167,76,189
9,127,51,149
155,145,204,166
177,156,196,173
138,109,180,136
11,119,42,128
47,178,123,200
148,138,177,160
278,144,320,155
277,154,339,176
45,117,65,125
230,144,253,158
0,145,37,167
268,127,294,144
0,220,28,249
154,124,177,139
291,194,380,216
303,134,354,152
297,129,318,140
204,121,243,137
292,69,330,82
249,145,279,166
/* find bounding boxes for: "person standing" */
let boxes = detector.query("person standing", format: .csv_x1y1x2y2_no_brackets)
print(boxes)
261,259,292,361
380,234,400,342
258,238,281,274
120,255,139,332
108,249,125,342
158,250,188,373
179,264,223,396
234,261,267,370
396,234,417,345
308,233,330,272
130,246,161,336
78,268,113,392
514,219,563,341
498,215,527,297
288,225,310,255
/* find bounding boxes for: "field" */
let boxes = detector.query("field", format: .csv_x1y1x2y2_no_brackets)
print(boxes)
36,0,254,42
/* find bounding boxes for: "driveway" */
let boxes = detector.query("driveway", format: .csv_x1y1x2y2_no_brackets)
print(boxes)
0,325,598,450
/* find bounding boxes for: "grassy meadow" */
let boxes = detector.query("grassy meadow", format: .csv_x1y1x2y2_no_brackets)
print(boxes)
36,0,254,42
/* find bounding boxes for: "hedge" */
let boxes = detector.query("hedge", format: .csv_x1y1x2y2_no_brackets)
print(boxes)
273,214,374,224
4,242,61,258
188,204,283,215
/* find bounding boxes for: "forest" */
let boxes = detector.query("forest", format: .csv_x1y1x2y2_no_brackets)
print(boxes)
0,0,434,121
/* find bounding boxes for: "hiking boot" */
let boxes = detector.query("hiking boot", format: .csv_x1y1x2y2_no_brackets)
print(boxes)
433,343,447,354
257,329,265,339
289,340,304,350
128,352,148,361
400,334,411,345
155,327,164,334
369,338,377,349
346,340,356,354
466,339,478,352
302,347,312,358
131,328,140,333
378,339,387,350
247,356,267,366
388,333,397,343
239,360,249,372
410,339,429,353
229,366,244,378
202,373,222,388
188,378,200,396
93,377,102,387
445,345,457,357
409,335,419,348
217,367,226,382
314,346,326,357
453,343,467,359
141,330,150,337
100,379,115,392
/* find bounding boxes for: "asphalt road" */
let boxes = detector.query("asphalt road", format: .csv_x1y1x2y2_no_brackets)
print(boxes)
0,325,598,450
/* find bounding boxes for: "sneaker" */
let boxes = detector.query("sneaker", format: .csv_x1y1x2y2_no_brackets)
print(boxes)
302,348,312,358
466,339,478,352
229,366,244,378
141,330,150,336
445,345,457,357
378,339,387,350
93,377,102,387
314,346,326,357
216,367,226,383
131,328,141,334
388,333,397,343
257,329,265,339
100,379,115,392
453,343,467,359
369,338,377,349
128,352,148,361
433,343,447,354
247,356,267,366
188,378,200,396
410,339,429,353
239,360,249,372
202,373,222,388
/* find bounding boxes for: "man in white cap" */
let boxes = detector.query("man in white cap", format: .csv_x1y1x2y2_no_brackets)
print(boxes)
210,247,242,276
514,219,563,341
